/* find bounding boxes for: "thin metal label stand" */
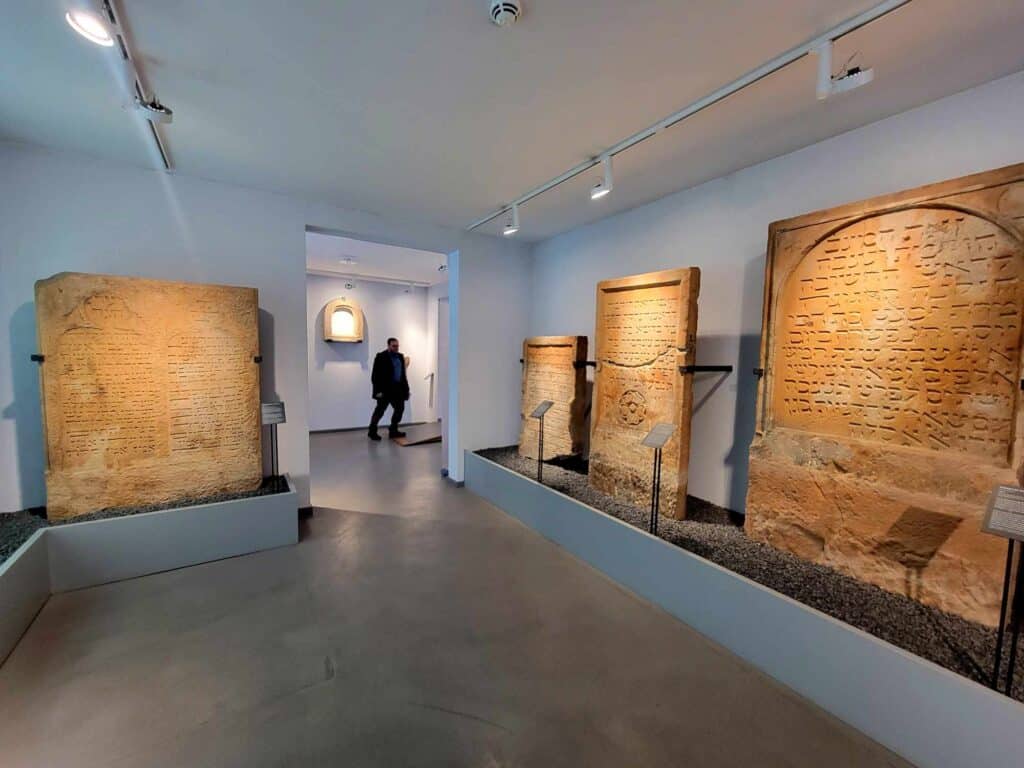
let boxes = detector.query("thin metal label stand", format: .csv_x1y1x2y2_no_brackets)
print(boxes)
982,484,1024,696
530,400,555,484
261,401,287,493
992,539,1022,695
642,423,675,536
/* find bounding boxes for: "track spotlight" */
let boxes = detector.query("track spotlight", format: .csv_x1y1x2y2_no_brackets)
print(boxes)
502,202,520,236
814,40,874,100
591,155,613,200
65,9,114,46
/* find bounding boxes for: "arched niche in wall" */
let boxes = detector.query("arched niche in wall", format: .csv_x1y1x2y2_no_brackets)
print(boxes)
323,298,364,343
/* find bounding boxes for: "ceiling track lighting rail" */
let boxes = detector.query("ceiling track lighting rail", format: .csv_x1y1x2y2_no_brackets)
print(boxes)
66,0,174,171
467,0,911,234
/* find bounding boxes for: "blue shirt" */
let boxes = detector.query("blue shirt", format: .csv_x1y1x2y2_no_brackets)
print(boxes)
390,352,403,382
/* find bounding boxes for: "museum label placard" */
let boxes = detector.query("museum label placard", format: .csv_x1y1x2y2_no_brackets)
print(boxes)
982,485,1024,542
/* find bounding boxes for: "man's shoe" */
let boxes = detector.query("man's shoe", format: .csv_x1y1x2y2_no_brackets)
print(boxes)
368,431,382,441
389,430,407,439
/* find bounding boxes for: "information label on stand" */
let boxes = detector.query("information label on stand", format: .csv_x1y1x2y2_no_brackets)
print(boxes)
530,400,554,419
982,485,1024,542
642,423,675,449
261,401,287,426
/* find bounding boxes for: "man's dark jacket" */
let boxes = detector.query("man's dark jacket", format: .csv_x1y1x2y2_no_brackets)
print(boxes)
371,351,410,400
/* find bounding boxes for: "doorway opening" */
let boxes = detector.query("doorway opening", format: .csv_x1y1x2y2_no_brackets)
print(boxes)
305,229,451,506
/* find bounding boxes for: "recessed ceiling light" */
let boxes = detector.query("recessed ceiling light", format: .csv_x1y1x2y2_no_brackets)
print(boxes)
65,10,114,47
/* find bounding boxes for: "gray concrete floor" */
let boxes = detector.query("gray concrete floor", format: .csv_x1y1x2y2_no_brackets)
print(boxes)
0,432,911,767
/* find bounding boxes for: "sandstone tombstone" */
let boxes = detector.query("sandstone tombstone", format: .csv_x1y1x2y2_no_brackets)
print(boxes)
519,336,587,460
35,272,263,520
747,163,1024,626
589,268,700,518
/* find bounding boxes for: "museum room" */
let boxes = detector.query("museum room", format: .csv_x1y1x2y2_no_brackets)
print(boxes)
2,1,1024,765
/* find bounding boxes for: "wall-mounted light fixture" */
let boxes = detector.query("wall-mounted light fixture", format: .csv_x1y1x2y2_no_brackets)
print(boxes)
323,297,364,343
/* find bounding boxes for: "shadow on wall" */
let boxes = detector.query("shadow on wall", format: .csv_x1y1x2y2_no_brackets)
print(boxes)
259,308,278,479
3,302,45,510
313,304,370,370
726,253,768,515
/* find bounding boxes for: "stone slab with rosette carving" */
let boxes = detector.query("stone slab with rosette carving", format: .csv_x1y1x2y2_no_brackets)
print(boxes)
589,268,700,519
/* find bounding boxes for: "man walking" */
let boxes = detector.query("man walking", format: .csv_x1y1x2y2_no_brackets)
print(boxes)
368,337,410,441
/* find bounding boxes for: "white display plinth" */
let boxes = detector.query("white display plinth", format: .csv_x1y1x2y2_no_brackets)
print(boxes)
464,451,1024,768
0,530,49,666
0,477,298,666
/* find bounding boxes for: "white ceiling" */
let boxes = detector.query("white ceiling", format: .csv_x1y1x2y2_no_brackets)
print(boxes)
2,1,1023,242
306,231,448,286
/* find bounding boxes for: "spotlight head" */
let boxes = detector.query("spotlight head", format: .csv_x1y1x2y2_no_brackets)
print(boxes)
590,155,613,201
814,40,874,100
65,9,114,47
502,202,520,236
830,66,875,96
135,99,174,124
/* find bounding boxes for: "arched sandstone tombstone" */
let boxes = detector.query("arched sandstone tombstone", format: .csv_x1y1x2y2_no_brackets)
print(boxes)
747,163,1024,626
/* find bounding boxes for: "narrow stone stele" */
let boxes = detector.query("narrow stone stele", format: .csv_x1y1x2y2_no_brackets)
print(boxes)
589,268,700,519
519,336,588,461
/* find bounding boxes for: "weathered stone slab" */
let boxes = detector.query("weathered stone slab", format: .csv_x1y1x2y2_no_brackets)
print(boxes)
519,336,587,461
589,268,700,519
35,273,262,520
747,163,1024,626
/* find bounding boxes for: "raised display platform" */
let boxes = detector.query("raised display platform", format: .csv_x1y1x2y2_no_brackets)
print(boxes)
0,476,298,666
464,450,1024,768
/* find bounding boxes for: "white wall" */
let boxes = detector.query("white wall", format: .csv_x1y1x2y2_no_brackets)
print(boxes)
307,274,430,431
425,281,450,424
447,247,532,480
0,140,531,511
530,71,1024,513
0,142,313,510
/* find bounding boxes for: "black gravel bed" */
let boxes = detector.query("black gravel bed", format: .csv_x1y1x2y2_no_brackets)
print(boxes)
50,480,286,526
478,446,1024,701
0,512,48,566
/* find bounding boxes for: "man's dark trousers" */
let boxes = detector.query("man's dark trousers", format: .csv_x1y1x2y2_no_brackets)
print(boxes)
369,392,405,436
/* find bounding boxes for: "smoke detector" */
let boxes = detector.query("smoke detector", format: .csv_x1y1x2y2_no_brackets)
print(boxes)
490,1,522,27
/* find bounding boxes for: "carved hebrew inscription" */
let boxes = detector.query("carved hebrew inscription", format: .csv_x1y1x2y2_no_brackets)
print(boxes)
589,269,700,518
747,163,1024,626
772,209,1024,460
518,336,587,460
36,273,262,520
